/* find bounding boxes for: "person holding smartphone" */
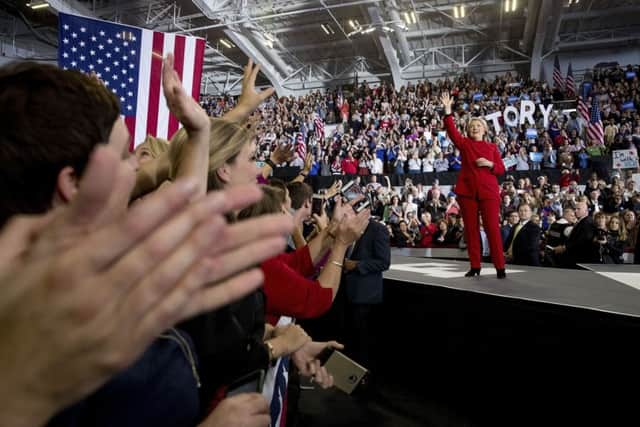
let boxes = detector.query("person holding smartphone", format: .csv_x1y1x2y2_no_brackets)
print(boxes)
441,92,507,278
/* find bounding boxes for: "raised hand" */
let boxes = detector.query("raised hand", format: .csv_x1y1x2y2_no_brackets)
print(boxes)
270,143,295,165
237,59,276,117
162,53,209,132
440,91,453,115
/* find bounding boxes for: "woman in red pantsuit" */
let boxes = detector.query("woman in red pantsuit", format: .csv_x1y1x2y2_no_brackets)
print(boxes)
441,92,506,278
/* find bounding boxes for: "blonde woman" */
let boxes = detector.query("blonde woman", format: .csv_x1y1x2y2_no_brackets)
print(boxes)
441,91,506,278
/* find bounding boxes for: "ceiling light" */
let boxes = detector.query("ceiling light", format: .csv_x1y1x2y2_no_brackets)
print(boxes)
411,11,417,24
349,19,357,29
219,38,233,49
453,6,459,18
362,27,376,34
404,12,411,25
460,5,465,18
27,1,49,9
511,0,517,11
382,26,394,33
504,0,510,12
321,24,330,35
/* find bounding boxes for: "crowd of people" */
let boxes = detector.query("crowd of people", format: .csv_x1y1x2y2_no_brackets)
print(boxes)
201,63,640,268
0,57,388,427
2,48,639,427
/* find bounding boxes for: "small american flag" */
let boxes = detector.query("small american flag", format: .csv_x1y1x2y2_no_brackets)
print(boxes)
553,56,564,92
58,13,205,150
565,62,576,99
587,96,604,145
577,97,590,123
314,116,324,140
295,133,306,159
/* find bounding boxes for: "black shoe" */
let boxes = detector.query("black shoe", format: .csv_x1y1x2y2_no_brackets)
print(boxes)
497,268,506,279
465,268,481,277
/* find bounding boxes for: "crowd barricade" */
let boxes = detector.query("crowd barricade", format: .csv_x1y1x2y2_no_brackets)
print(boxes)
272,165,611,191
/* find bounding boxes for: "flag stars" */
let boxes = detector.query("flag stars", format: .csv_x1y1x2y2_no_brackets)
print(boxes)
97,59,103,64
80,27,86,32
96,72,102,78
127,105,133,111
80,55,85,61
89,64,94,70
130,50,136,55
120,96,125,102
107,38,113,44
71,47,77,52
114,47,120,52
128,77,134,83
91,35,97,42
71,32,77,38
98,44,104,50
79,41,85,47
120,83,126,88
63,38,69,44
99,30,105,36
112,88,116,94
105,52,112,58
113,60,119,66
123,41,129,47
112,75,118,80
129,63,134,69
122,55,128,61
105,66,111,72
63,24,69,30
71,61,77,67
90,50,95,56
62,52,69,58
121,69,127,75
127,91,133,97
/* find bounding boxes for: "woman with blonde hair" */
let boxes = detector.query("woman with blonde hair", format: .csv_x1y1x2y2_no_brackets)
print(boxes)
441,92,506,278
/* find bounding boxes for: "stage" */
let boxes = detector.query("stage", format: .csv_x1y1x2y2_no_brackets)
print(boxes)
385,256,640,317
373,256,640,425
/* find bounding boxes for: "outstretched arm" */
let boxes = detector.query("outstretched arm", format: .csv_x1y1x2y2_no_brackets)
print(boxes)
440,92,465,148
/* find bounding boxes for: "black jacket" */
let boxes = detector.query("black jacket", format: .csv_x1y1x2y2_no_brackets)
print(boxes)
505,221,541,266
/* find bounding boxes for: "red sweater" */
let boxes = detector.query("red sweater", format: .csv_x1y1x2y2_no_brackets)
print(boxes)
261,246,333,325
341,158,358,175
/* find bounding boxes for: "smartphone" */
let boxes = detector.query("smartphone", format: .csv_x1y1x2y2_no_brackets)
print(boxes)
316,348,368,395
311,195,324,216
340,180,362,202
225,369,265,397
354,199,371,213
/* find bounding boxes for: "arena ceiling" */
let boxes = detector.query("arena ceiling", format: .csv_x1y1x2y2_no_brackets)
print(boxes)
1,0,639,95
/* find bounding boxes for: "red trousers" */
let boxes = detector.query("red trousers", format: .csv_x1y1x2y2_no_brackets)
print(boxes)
458,196,505,269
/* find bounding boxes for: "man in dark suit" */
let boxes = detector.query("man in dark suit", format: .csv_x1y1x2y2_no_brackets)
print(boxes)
501,210,519,247
343,218,391,372
553,197,598,268
504,203,541,266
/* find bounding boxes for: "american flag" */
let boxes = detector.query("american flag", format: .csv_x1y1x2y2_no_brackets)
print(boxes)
295,133,306,159
553,56,564,92
58,13,205,150
577,97,590,122
565,62,576,99
314,116,325,140
587,95,604,145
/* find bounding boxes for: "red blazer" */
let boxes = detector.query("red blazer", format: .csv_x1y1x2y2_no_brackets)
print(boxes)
261,246,333,325
444,115,505,201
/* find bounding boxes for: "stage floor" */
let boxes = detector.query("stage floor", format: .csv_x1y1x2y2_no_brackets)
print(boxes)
385,256,640,318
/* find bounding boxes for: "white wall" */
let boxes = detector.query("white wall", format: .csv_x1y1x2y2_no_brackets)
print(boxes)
542,47,640,84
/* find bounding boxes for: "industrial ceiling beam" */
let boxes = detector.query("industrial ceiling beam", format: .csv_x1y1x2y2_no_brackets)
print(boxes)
367,5,404,89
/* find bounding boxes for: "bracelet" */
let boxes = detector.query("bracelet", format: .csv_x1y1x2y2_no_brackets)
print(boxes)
265,158,276,169
300,171,308,177
331,261,343,268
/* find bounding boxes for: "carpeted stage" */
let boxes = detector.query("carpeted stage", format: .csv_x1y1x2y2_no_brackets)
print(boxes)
374,255,640,425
